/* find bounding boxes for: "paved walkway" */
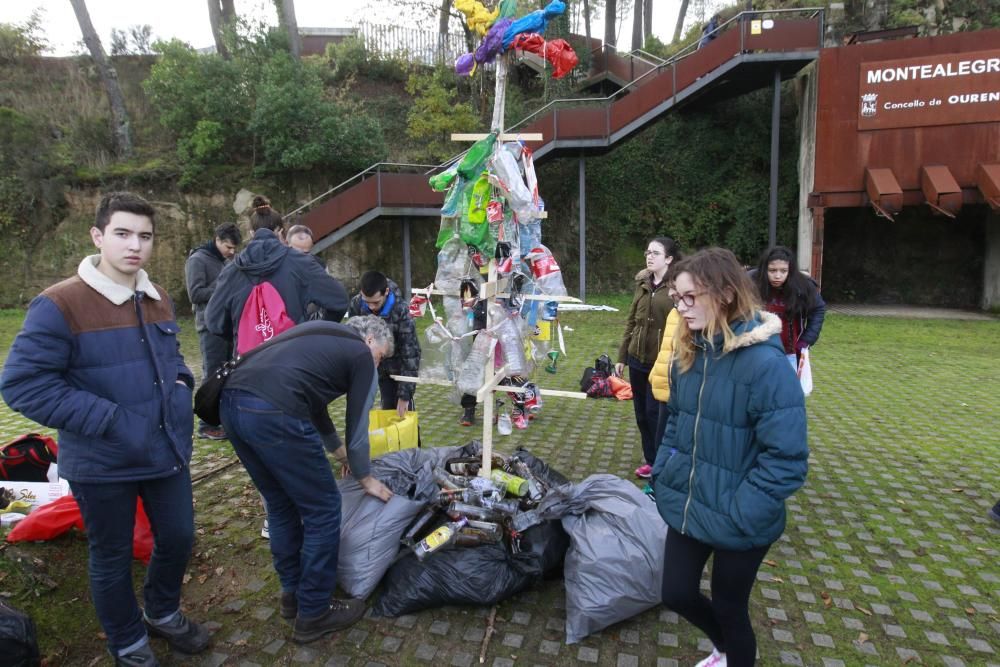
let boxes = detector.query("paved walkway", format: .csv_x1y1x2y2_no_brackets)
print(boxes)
1,312,997,666
827,304,997,321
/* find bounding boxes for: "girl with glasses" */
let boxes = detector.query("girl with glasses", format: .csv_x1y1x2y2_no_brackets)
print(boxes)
615,237,681,480
653,247,808,667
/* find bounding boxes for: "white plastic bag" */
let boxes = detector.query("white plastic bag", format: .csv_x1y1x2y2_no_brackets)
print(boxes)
797,348,813,396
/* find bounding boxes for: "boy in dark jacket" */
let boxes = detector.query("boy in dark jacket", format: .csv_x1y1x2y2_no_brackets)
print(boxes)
1,192,209,666
185,222,241,440
347,271,421,417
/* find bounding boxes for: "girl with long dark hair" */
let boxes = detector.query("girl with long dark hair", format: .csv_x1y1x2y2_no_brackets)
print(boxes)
752,246,826,367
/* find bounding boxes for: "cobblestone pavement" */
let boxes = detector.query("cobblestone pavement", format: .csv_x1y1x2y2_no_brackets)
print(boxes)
1,312,997,666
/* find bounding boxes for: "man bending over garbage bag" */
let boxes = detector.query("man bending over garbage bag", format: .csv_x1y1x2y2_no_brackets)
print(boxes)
218,315,394,644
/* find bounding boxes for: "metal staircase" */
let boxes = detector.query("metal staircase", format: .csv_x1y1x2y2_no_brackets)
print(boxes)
299,9,825,252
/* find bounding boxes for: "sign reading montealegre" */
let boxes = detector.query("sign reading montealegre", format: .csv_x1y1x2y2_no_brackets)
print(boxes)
858,49,1000,130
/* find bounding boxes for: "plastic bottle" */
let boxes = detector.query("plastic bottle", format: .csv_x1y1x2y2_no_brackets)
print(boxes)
512,508,542,532
413,517,468,561
481,496,520,516
490,469,529,497
497,411,512,436
525,245,568,297
457,332,492,395
447,501,502,522
435,236,471,293
488,303,530,376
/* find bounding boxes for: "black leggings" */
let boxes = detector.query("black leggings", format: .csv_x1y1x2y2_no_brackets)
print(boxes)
661,529,770,667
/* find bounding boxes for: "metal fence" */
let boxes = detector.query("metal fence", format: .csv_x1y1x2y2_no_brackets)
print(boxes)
356,22,468,66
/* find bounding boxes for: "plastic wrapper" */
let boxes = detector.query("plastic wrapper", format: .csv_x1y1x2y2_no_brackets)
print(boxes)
511,34,579,79
501,0,566,50
489,145,538,223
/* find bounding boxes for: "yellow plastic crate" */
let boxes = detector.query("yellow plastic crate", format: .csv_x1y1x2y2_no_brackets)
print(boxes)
368,410,419,458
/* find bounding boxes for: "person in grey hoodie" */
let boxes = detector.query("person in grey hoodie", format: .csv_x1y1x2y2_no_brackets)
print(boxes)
185,222,241,440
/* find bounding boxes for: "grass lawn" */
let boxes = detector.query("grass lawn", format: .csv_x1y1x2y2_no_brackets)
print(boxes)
0,300,997,666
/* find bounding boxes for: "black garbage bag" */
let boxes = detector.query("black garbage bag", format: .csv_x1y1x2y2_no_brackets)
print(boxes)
0,600,40,667
373,542,533,616
373,447,569,616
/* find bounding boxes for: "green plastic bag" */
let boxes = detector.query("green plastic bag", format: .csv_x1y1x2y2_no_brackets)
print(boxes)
457,133,497,180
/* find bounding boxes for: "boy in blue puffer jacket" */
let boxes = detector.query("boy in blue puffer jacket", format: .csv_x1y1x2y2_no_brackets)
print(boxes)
1,192,209,667
653,247,808,667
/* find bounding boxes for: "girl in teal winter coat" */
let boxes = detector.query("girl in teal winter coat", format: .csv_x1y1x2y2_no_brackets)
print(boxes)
653,248,809,667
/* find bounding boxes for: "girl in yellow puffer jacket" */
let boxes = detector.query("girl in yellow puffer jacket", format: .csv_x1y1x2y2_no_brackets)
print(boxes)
650,303,682,452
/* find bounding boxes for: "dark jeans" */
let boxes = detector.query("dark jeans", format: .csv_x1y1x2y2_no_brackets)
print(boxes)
69,472,194,654
654,401,672,454
197,329,231,429
377,375,413,411
220,388,342,618
628,357,658,465
661,529,770,666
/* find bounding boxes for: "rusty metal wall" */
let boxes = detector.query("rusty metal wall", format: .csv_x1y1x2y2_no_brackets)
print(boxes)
813,29,1000,203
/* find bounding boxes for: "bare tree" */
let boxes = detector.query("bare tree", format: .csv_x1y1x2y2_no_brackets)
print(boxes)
673,0,691,42
604,0,618,49
643,0,652,41
631,0,643,49
437,0,452,64
68,0,132,157
207,0,236,58
583,0,593,44
278,0,301,58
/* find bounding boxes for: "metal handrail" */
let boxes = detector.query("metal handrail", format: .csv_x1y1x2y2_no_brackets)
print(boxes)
294,8,824,219
508,8,824,133
285,162,438,218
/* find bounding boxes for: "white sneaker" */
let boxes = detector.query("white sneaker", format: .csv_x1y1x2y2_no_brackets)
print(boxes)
694,648,727,667
261,518,270,540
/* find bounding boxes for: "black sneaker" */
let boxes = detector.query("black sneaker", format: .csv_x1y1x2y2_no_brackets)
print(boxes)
280,591,297,621
114,642,159,667
292,598,366,644
459,406,475,427
989,500,1000,525
144,612,210,654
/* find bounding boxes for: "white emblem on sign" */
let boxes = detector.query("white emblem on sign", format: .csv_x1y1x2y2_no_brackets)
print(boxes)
860,93,878,117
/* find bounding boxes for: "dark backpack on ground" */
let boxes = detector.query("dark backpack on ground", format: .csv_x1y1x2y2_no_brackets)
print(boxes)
0,435,58,483
580,354,615,396
0,600,41,667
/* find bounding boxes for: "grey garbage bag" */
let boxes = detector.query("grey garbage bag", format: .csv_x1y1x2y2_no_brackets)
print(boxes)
538,474,666,644
337,480,425,599
338,443,478,599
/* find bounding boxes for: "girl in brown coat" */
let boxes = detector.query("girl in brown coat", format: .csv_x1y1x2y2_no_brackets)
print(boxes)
615,237,681,478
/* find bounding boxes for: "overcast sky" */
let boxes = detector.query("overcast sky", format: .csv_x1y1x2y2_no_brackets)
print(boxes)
2,0,687,56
